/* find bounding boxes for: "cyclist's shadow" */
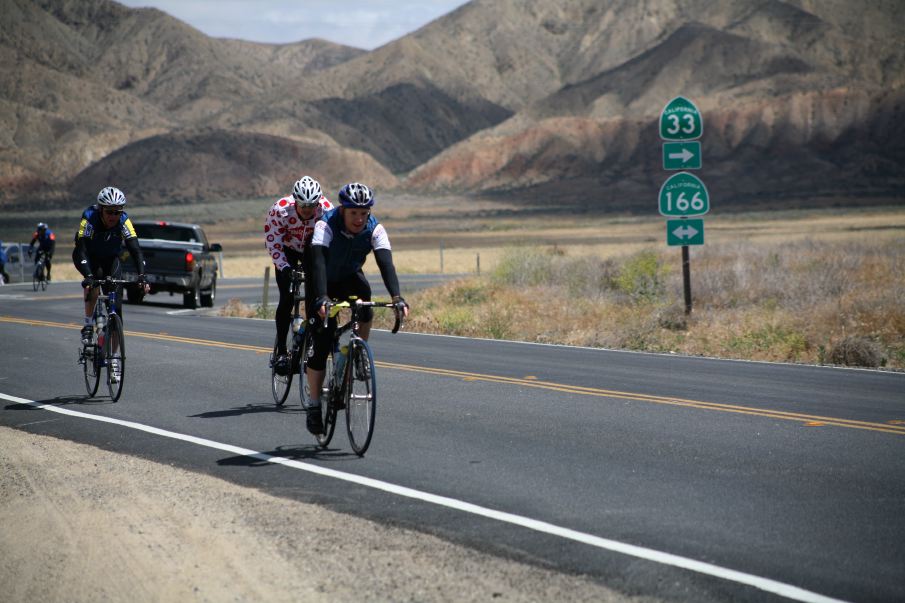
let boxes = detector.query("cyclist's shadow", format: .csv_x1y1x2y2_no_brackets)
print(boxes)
48,395,116,406
189,403,302,419
3,395,116,412
217,443,355,466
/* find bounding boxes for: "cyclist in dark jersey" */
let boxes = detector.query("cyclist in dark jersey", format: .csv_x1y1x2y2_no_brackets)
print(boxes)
303,182,409,435
72,186,149,347
27,222,56,281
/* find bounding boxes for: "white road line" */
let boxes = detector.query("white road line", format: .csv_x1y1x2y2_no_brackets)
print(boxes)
0,391,849,603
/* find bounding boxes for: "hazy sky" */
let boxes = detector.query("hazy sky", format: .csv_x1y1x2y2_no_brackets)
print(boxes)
118,0,471,50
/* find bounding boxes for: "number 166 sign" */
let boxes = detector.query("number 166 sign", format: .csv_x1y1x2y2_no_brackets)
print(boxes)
659,172,709,217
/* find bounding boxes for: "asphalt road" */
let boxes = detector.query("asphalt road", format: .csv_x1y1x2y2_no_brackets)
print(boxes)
2,279,904,603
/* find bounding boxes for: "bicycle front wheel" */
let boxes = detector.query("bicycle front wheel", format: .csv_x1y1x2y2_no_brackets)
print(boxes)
345,339,376,456
32,268,40,291
82,341,101,397
105,314,125,401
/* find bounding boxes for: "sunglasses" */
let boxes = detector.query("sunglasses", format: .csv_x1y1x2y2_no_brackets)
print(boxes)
103,208,123,215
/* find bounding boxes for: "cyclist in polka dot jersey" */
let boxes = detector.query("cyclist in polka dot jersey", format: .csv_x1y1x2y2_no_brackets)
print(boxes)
265,176,333,375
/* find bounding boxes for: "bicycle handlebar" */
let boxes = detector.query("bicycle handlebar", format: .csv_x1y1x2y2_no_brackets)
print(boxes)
321,298,405,333
84,277,137,288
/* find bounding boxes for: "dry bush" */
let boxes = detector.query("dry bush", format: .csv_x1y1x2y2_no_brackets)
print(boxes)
829,336,885,367
219,297,267,319
404,238,905,369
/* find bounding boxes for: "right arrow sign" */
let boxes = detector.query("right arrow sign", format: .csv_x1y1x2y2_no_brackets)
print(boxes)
662,141,701,170
666,218,705,246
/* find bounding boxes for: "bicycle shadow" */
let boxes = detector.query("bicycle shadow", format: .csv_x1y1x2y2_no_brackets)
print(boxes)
5,394,116,409
189,403,303,419
217,443,355,466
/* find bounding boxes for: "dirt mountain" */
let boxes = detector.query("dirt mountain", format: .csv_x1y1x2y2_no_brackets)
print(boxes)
0,0,363,203
402,0,905,209
1,0,903,211
67,129,397,206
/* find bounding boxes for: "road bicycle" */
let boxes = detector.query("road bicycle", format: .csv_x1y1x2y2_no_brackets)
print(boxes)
30,249,49,291
270,269,313,406
78,277,132,401
307,297,403,456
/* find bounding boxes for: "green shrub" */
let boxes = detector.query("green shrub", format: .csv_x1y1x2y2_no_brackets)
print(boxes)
728,325,808,360
615,250,668,302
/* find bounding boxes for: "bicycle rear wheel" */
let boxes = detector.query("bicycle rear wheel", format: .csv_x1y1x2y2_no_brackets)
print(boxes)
82,341,101,397
271,336,293,406
345,339,376,456
105,314,125,401
315,349,339,448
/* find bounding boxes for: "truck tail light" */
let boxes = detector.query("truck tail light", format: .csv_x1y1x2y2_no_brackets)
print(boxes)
185,251,195,271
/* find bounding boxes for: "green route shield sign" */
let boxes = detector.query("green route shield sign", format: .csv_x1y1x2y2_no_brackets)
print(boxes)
666,218,704,246
659,172,710,217
660,96,702,141
662,141,701,170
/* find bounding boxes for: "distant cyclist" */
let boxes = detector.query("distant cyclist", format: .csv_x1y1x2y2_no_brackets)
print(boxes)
27,222,56,281
304,182,409,435
73,187,150,381
265,175,334,377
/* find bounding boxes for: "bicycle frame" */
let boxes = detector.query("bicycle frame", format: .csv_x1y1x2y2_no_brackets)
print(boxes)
312,297,403,455
81,277,132,401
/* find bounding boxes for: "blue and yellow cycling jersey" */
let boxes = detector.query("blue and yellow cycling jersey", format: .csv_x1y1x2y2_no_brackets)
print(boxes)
74,205,138,258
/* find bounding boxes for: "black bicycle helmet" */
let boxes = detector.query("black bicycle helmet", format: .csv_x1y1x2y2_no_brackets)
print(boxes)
338,182,374,208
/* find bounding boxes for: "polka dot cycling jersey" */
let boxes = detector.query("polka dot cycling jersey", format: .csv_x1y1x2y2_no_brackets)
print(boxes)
264,195,333,270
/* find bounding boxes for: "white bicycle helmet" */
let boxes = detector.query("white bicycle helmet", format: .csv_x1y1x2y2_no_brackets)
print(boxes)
97,186,126,207
292,176,322,207
338,182,374,208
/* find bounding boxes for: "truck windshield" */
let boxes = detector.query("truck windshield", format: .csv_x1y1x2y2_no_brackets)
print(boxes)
134,224,199,243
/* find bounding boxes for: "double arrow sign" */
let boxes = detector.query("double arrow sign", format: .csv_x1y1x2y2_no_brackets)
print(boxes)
666,218,704,245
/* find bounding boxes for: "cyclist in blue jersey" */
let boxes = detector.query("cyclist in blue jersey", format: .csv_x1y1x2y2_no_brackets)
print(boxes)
27,222,56,281
72,187,150,356
303,182,409,435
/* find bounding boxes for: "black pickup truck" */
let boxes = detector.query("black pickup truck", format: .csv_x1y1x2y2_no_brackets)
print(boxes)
123,221,222,308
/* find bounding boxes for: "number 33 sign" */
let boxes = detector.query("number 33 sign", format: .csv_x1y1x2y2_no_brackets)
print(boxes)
660,97,702,141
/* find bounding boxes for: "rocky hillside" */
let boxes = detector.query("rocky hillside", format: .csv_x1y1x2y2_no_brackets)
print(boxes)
2,0,903,210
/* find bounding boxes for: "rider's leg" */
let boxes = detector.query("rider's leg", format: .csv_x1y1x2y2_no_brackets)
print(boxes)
304,321,334,406
306,368,325,406
274,262,295,356
45,254,52,281
84,287,99,321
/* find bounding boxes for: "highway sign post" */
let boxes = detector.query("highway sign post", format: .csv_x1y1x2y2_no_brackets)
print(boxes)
658,97,707,314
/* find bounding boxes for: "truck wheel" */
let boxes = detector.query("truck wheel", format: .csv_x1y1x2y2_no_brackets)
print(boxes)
201,276,217,308
184,283,201,309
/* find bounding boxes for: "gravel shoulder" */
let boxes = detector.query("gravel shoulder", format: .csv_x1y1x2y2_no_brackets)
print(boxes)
0,426,645,602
